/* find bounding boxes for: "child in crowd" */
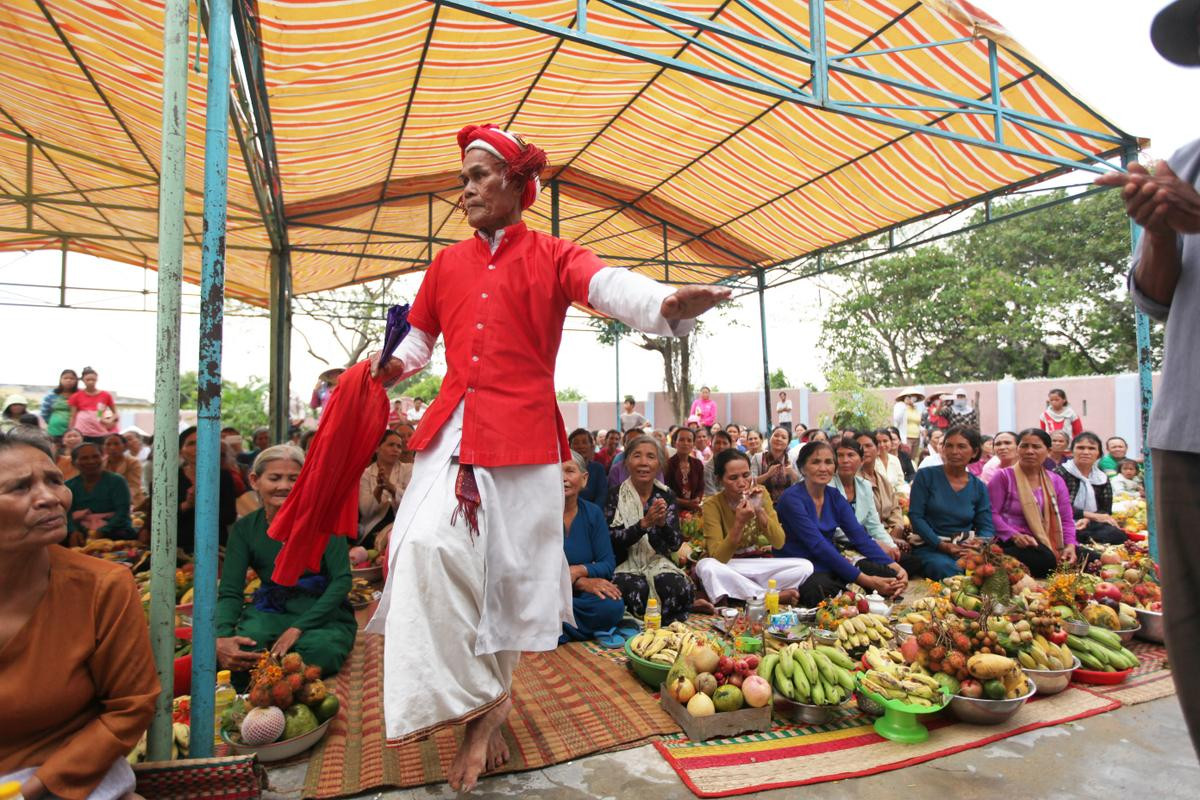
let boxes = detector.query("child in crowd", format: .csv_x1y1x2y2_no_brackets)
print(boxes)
1110,459,1144,496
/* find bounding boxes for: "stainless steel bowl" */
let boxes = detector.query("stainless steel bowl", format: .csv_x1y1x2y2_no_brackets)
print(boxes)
1063,619,1090,637
1135,608,1164,643
893,623,913,643
773,692,837,725
1116,625,1142,644
1024,658,1081,696
948,683,1036,725
813,629,839,646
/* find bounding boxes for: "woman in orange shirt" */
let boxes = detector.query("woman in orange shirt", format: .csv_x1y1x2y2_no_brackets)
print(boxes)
0,427,158,800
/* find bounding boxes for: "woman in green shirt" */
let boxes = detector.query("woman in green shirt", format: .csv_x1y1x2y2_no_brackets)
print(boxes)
39,370,78,442
215,445,357,677
64,442,134,542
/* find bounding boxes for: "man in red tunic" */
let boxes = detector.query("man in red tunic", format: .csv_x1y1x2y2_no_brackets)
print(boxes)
366,124,726,791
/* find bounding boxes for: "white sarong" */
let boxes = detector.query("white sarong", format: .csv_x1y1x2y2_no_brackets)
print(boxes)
693,556,814,603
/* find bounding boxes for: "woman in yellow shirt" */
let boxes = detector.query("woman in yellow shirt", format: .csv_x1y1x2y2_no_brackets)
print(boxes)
693,450,812,606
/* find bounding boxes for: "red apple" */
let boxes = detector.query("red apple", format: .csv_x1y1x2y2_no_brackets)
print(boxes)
717,656,733,675
1094,582,1122,602
728,673,744,688
733,658,748,674
958,679,983,699
1049,628,1068,646
745,655,760,670
857,598,870,614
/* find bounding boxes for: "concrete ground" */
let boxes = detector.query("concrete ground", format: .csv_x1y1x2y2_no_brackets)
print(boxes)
265,695,1196,799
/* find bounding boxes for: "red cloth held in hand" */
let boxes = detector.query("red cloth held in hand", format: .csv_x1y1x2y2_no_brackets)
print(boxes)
268,360,388,585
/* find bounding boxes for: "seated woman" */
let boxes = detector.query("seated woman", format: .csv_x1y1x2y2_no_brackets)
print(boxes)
55,428,83,482
561,452,625,643
830,436,901,561
775,442,908,607
0,427,158,800
906,426,995,580
358,427,413,550
751,426,800,502
857,432,907,555
988,429,1079,578
872,428,905,493
695,450,808,606
65,442,135,544
887,427,916,482
1045,430,1071,469
605,435,693,624
1055,432,1129,545
665,427,704,513
100,432,145,509
979,431,1019,485
968,435,994,477
217,445,357,677
177,426,237,554
702,430,734,495
568,428,609,508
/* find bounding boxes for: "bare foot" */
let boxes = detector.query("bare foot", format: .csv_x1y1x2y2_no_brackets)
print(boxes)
447,697,512,792
485,726,510,772
779,588,800,607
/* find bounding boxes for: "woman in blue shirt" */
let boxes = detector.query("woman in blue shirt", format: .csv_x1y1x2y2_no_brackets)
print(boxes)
775,441,908,607
906,426,995,579
561,452,624,643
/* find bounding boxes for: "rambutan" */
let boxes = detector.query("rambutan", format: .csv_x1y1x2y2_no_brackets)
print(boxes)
286,673,304,692
303,665,322,682
270,681,293,710
281,652,304,675
248,683,272,708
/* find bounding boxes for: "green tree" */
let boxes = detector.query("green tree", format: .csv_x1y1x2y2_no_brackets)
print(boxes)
556,387,586,401
177,372,269,436
768,368,791,389
820,367,889,431
293,276,399,368
817,190,1161,384
388,368,442,403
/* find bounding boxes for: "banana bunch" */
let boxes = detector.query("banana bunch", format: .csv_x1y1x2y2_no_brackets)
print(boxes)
836,613,894,649
1067,628,1139,672
861,646,946,707
1018,636,1074,671
759,643,856,705
628,622,702,665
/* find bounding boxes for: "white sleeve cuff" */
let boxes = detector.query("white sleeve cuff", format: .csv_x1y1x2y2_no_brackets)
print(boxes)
382,325,436,387
587,267,696,338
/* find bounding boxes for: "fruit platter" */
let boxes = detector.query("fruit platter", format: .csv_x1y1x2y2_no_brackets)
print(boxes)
349,545,384,582
768,642,859,725
857,649,950,743
656,630,774,740
220,651,340,761
347,577,381,609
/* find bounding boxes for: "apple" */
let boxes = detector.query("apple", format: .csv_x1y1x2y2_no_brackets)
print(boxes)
856,598,870,614
717,656,733,675
1049,628,1068,646
958,679,983,699
745,654,760,671
1094,582,1122,602
733,658,748,675
728,673,744,688
1099,550,1123,566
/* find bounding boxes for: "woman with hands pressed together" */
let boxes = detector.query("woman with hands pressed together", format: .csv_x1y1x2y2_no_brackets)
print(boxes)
560,453,624,643
751,426,800,502
694,450,807,606
605,436,692,624
987,429,1078,579
216,445,357,677
775,441,908,607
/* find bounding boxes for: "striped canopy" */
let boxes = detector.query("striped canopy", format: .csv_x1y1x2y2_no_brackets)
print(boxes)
1,0,1136,304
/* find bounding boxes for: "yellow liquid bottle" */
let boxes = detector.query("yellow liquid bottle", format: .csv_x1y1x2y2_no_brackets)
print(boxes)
643,597,661,631
214,669,237,747
0,781,24,800
765,579,780,615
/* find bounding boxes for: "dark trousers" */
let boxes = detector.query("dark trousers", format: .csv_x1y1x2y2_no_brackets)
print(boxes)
796,562,896,608
1076,519,1128,545
612,570,694,625
1153,448,1200,759
998,540,1058,579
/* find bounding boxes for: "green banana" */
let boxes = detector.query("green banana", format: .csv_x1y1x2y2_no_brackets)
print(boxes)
757,654,781,680
811,650,839,686
792,665,812,703
1086,626,1123,650
795,648,820,685
835,665,855,694
810,678,826,705
774,663,795,700
817,645,855,671
779,644,795,678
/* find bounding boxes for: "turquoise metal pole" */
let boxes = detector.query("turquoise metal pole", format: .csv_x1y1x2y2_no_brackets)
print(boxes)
147,0,190,763
757,268,771,429
809,0,828,105
1121,147,1158,561
190,0,233,758
614,330,621,430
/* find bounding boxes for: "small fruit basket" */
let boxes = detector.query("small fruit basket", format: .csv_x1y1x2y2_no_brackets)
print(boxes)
624,637,672,688
349,545,384,582
660,682,772,741
1023,658,1081,696
948,682,1035,725
855,674,949,744
220,651,341,762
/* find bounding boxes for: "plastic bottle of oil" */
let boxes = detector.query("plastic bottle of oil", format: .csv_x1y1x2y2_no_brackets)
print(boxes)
765,579,780,615
643,597,661,631
0,781,24,800
214,669,237,747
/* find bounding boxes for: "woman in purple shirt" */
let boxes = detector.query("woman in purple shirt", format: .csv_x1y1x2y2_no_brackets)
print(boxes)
987,428,1078,578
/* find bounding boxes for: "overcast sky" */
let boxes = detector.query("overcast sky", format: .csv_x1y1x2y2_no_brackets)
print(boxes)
0,1,1193,404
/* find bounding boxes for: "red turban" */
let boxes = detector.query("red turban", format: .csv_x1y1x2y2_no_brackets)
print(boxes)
457,123,548,210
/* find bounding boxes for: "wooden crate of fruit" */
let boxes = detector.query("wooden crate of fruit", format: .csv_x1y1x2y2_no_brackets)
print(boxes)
659,684,772,741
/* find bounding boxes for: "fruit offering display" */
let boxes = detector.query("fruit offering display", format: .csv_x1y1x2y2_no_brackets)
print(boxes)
1111,494,1147,537
1067,628,1140,673
628,621,712,666
662,631,772,714
347,577,377,608
898,614,971,681
958,653,1031,700
814,590,872,630
1018,635,1075,672
73,536,148,565
127,696,191,763
765,643,857,705
349,546,383,570
680,512,704,559
835,613,894,651
860,648,948,707
955,543,1029,601
221,652,340,745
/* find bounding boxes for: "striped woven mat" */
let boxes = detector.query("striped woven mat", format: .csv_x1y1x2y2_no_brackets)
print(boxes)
300,635,680,798
656,687,1119,797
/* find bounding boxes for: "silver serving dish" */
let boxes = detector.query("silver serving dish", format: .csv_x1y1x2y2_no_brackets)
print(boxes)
1024,657,1081,696
773,692,847,725
948,682,1036,725
1135,608,1164,643
1116,624,1142,644
1063,619,1090,637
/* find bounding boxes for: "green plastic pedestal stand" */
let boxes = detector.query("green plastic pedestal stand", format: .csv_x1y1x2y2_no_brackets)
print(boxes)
872,704,931,743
